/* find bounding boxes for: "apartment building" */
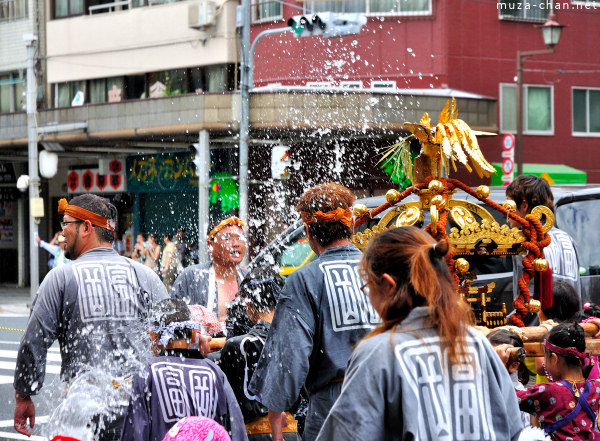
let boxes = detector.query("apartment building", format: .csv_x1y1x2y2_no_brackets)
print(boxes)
0,0,501,285
251,0,600,182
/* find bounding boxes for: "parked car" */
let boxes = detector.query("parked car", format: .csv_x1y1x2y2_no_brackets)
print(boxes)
554,185,600,304
249,184,600,309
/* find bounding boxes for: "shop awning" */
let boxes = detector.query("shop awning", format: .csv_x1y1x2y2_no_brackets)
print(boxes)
491,163,587,186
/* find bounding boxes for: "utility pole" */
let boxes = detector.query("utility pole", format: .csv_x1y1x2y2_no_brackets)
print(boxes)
24,34,39,302
239,0,250,265
195,130,210,263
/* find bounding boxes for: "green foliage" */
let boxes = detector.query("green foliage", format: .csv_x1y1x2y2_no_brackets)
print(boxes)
379,135,416,189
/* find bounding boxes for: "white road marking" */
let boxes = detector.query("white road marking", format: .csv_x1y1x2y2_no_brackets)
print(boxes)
0,431,47,441
0,361,60,375
0,350,61,363
0,417,49,428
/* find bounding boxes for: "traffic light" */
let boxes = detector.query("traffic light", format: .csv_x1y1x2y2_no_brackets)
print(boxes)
191,143,202,170
287,12,366,38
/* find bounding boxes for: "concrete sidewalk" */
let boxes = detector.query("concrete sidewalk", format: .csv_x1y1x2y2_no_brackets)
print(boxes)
0,285,31,315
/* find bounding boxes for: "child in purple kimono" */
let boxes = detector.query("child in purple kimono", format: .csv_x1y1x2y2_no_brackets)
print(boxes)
119,299,248,441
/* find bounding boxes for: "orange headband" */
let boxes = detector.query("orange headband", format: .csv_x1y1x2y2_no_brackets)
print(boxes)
58,198,115,231
208,216,246,240
301,207,353,229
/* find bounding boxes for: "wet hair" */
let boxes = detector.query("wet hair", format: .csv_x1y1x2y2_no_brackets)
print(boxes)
544,323,590,375
542,280,580,323
163,233,173,241
68,194,117,243
239,268,284,313
487,328,529,385
152,298,192,340
361,226,472,364
295,182,355,247
148,233,158,242
505,175,555,213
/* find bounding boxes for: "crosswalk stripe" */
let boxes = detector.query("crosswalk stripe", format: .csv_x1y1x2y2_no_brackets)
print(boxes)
0,417,49,429
0,341,62,353
0,350,61,363
0,431,47,441
0,361,60,375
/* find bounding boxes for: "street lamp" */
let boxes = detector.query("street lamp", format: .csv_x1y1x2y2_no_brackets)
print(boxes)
515,12,565,176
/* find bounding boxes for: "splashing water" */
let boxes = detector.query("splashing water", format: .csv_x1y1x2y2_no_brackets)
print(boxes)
43,310,155,439
44,368,135,441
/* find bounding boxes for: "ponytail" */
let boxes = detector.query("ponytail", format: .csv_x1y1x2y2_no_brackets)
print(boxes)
361,227,472,365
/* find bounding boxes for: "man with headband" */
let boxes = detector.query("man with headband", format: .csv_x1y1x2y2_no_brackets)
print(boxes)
249,182,379,441
172,216,248,334
13,194,168,440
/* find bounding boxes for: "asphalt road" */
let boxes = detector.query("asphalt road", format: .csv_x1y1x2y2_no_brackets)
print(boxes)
0,314,60,441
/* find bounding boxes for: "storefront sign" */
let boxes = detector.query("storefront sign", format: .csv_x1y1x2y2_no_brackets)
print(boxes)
0,163,16,185
126,152,198,193
68,160,127,194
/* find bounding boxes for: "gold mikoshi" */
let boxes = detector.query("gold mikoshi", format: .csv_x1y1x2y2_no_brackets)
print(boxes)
386,189,402,204
428,179,444,193
528,299,542,313
454,258,470,274
476,185,490,199
503,200,517,211
352,204,370,217
430,195,446,208
533,258,549,272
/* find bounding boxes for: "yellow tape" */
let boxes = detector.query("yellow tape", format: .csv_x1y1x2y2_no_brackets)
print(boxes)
0,326,25,332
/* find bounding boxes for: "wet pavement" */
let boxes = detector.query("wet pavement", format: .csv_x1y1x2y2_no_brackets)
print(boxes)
0,285,31,316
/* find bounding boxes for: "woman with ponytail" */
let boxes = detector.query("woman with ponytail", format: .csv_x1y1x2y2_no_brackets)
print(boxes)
315,226,524,441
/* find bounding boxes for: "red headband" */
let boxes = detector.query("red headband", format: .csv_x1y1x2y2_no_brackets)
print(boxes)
544,339,588,361
58,198,115,231
300,207,353,229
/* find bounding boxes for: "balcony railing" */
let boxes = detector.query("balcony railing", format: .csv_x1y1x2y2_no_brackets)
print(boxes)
88,0,131,14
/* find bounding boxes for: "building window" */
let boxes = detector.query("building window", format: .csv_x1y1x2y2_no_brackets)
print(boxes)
371,80,396,89
252,0,281,22
341,81,363,89
54,0,134,17
497,0,551,23
0,73,25,114
304,0,431,16
56,81,87,107
0,0,28,21
500,83,553,134
89,77,125,103
573,88,600,135
54,0,84,17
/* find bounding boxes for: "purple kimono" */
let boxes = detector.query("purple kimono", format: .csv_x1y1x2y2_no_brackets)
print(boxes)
120,353,248,441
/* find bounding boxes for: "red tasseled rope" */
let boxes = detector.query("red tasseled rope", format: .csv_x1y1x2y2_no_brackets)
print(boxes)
353,178,551,326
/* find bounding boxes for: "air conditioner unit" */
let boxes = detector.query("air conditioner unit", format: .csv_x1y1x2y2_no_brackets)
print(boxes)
188,1,216,29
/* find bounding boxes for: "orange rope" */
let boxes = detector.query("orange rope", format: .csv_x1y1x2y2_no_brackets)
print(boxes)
301,207,353,229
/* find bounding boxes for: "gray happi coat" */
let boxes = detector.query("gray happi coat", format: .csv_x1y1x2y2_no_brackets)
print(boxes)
171,262,247,315
249,244,379,441
316,307,524,441
14,247,168,396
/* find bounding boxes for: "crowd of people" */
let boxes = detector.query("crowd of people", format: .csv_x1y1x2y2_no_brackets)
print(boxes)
13,176,598,441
